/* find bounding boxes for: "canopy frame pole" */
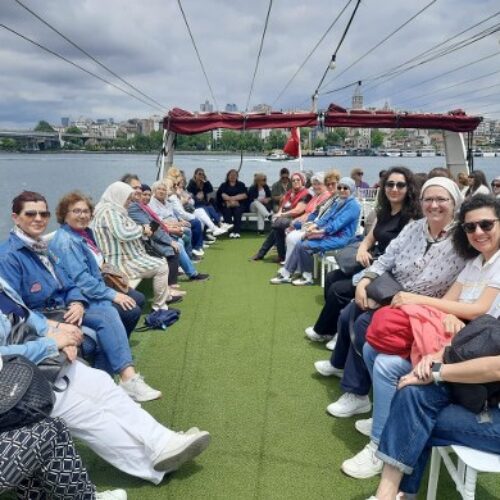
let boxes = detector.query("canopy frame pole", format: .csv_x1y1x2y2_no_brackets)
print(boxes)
159,129,176,180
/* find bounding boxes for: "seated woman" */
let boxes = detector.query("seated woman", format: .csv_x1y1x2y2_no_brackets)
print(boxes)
270,177,360,286
0,277,211,485
321,178,467,422
283,170,338,263
251,172,311,262
0,190,160,403
91,182,172,312
169,169,228,238
343,194,500,481
306,166,421,345
465,169,491,198
0,412,125,499
187,168,228,230
141,183,152,204
128,184,209,283
148,180,199,258
50,191,146,337
492,175,500,198
248,173,272,234
216,169,248,239
371,340,500,498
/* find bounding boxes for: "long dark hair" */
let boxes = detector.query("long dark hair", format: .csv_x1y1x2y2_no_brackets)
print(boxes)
452,194,500,259
465,170,490,197
376,166,421,223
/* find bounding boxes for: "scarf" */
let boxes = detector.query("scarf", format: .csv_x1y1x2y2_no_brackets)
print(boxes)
70,227,102,255
139,203,170,234
94,182,134,215
280,187,309,211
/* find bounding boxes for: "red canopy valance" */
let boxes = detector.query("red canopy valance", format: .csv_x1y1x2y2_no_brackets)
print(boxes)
163,104,482,135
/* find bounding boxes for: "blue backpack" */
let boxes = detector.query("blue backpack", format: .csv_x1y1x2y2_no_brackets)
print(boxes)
137,308,181,331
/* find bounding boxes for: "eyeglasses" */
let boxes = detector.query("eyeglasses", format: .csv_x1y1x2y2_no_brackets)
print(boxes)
22,210,51,219
292,178,302,183
462,219,499,234
337,186,350,191
70,208,91,216
325,182,337,187
355,172,364,176
491,182,500,189
385,181,407,190
421,197,451,205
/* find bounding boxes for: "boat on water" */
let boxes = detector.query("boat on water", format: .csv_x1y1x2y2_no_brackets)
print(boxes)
418,146,436,157
266,150,292,161
401,149,417,157
383,148,402,157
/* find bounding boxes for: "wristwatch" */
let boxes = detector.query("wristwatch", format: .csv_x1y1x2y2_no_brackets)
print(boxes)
431,362,443,384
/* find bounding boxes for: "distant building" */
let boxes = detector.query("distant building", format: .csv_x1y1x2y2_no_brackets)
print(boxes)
225,103,238,112
352,84,363,110
61,117,69,127
252,104,272,114
200,100,214,113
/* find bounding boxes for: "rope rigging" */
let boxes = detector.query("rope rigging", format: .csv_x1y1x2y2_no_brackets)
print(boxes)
271,0,353,107
13,0,168,111
313,0,362,101
321,0,438,91
0,23,165,112
176,0,220,112
244,0,273,113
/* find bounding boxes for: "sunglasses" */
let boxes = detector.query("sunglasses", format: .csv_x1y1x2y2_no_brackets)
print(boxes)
355,172,364,176
22,210,51,219
337,186,350,191
491,182,500,188
462,219,499,234
385,181,407,190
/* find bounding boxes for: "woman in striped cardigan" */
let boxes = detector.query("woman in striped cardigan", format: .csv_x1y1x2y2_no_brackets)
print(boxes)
92,182,171,311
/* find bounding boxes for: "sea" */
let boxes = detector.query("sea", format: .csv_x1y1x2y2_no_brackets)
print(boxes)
0,152,498,238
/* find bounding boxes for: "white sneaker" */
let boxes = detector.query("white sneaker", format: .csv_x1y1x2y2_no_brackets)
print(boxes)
153,430,211,473
229,232,235,238
325,334,338,351
341,441,383,479
212,227,226,236
96,489,127,500
270,274,292,284
233,232,241,238
355,418,373,438
192,248,205,257
314,360,343,377
292,277,313,286
327,393,371,418
221,223,234,231
305,326,333,342
120,374,162,402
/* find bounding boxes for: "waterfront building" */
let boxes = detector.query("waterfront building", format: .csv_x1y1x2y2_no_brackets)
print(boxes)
200,100,214,113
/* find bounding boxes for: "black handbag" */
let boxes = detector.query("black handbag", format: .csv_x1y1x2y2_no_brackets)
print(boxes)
336,240,364,276
13,309,71,386
0,355,55,432
365,272,403,306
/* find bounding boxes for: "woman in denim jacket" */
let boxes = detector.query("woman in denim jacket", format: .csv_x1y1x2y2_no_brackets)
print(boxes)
0,191,159,403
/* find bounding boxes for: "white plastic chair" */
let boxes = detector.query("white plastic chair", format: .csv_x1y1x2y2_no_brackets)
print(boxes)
426,445,500,500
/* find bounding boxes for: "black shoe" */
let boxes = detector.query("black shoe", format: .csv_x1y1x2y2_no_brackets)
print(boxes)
191,255,202,262
189,273,210,282
167,295,183,304
249,254,263,261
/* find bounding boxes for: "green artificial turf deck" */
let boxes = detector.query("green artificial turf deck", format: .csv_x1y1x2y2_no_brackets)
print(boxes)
79,234,500,500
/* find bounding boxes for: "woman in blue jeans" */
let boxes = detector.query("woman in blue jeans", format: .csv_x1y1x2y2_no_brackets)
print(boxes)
369,357,500,500
0,190,160,403
343,194,500,479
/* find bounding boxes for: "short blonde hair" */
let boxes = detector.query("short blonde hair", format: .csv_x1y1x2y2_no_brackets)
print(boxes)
324,169,341,185
253,172,267,185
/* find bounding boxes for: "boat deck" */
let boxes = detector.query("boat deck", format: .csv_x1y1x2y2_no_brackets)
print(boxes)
78,234,500,499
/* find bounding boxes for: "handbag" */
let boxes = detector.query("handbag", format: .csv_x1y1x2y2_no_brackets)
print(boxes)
0,355,55,432
365,272,403,306
101,263,129,293
272,216,292,231
10,319,69,385
336,240,364,276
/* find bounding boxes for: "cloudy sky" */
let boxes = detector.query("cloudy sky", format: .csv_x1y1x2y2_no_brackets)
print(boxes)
1,0,499,128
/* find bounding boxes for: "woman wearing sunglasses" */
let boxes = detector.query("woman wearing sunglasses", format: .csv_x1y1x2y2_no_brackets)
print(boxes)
306,166,421,347
492,175,500,198
366,194,500,499
0,190,161,403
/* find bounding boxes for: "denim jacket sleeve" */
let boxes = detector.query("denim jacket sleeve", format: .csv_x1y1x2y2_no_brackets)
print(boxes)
317,198,360,235
50,230,116,303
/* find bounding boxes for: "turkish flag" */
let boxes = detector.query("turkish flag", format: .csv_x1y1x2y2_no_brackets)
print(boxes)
283,127,301,158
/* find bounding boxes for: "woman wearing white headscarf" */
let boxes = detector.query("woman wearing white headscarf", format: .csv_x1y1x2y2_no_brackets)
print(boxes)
92,182,170,311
